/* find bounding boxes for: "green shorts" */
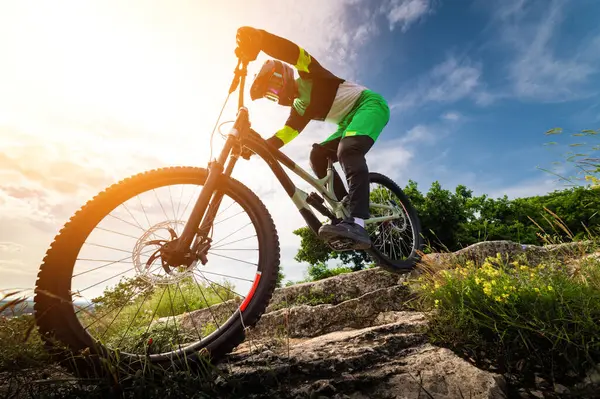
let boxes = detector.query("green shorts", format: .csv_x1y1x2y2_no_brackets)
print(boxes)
322,89,391,144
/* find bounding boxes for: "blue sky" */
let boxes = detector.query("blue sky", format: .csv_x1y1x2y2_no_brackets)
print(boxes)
336,0,600,199
0,0,598,289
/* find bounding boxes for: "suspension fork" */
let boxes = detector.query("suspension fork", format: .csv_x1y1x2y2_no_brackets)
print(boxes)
195,147,240,239
176,108,249,252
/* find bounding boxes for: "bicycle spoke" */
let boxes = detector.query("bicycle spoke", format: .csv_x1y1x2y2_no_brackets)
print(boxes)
121,202,147,232
193,271,244,332
210,234,257,250
136,194,153,229
213,210,246,227
165,285,182,350
214,199,237,222
84,276,157,331
210,223,253,247
196,269,254,283
74,248,156,278
190,273,224,332
193,271,246,300
153,188,171,223
207,252,257,266
77,265,138,294
143,286,167,336
209,248,258,252
175,281,203,343
175,185,184,225
116,286,155,347
177,185,199,223
95,226,141,240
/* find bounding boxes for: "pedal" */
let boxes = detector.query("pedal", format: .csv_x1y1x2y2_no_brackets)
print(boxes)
326,238,357,252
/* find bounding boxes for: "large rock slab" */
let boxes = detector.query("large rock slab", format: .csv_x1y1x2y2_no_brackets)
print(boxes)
266,267,403,313
248,285,416,339
216,320,507,399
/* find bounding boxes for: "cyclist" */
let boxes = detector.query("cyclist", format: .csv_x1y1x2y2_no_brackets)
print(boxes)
235,26,390,250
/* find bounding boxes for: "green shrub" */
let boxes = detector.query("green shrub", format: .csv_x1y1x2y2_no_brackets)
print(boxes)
0,314,48,371
307,262,352,281
415,252,600,382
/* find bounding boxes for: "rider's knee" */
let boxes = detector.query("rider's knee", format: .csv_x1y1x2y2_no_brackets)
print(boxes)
309,143,328,171
337,137,370,174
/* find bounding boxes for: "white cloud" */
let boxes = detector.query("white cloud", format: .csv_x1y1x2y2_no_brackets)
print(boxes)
400,125,436,145
486,177,564,200
366,116,458,184
391,55,492,111
0,242,24,254
441,111,461,121
495,0,599,101
383,0,433,32
367,140,415,183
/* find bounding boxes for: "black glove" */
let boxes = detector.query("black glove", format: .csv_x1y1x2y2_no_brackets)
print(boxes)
235,26,262,61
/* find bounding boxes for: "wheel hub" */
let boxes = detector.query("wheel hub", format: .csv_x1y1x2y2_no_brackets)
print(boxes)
132,220,199,285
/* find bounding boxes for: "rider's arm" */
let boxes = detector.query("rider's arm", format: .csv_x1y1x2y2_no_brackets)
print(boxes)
266,107,310,149
255,29,335,79
255,29,312,75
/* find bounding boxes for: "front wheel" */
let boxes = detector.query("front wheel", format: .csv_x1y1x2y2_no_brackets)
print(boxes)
33,166,280,374
366,172,423,273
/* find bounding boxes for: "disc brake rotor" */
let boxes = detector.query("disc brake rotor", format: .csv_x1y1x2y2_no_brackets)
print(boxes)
131,220,198,285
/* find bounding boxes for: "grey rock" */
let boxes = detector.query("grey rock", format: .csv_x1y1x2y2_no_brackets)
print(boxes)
217,321,507,399
266,267,402,312
247,286,417,339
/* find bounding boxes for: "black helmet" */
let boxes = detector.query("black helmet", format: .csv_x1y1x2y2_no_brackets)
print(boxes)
250,59,296,106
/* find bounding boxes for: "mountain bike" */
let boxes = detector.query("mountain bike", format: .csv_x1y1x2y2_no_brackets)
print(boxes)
33,54,423,374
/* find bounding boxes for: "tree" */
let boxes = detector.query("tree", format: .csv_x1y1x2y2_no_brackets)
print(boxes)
293,226,369,270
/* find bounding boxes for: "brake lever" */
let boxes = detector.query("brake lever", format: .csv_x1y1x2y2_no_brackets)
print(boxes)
228,59,242,94
228,58,250,95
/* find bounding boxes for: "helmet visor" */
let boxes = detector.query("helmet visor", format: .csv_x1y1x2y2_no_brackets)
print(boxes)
264,71,284,102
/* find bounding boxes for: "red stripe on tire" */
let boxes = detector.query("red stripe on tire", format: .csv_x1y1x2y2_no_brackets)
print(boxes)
240,271,262,312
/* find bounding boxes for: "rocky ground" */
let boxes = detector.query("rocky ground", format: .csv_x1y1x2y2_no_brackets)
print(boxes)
3,240,598,398
199,240,599,399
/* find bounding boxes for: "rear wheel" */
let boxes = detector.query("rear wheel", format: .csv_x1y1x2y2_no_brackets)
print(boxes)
365,172,423,272
33,166,280,374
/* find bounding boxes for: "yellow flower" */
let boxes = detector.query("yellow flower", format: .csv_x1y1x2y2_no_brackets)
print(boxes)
475,277,482,285
483,282,493,296
534,287,540,293
434,282,440,289
520,265,529,271
434,299,440,307
547,285,554,291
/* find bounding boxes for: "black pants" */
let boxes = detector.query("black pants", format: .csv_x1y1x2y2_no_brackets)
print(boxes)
309,135,375,220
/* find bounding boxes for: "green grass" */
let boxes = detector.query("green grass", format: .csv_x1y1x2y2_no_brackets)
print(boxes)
413,246,600,385
78,277,239,355
0,314,48,371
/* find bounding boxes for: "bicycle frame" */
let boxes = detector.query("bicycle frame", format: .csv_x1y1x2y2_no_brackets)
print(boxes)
175,58,400,253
